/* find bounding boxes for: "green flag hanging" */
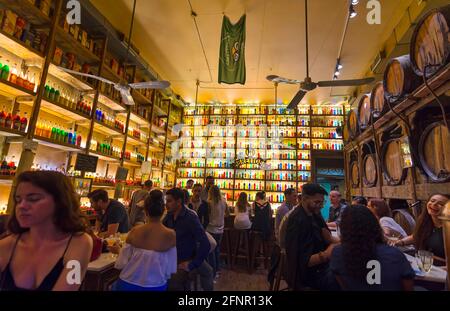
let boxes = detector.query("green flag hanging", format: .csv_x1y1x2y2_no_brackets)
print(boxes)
218,14,246,84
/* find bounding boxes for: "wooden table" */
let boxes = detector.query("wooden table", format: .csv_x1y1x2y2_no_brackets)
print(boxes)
81,253,120,291
404,253,447,284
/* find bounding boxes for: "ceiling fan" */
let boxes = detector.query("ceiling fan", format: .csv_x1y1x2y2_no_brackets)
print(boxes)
58,0,170,106
267,0,374,110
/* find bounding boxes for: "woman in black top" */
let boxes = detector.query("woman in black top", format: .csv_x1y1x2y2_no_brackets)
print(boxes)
251,191,273,241
395,194,449,265
0,171,93,291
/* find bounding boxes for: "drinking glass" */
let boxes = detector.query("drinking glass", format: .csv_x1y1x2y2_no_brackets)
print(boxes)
105,236,118,259
415,250,433,273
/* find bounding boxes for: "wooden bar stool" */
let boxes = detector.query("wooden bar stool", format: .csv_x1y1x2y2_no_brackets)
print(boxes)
273,248,287,291
220,227,233,269
233,229,251,273
250,231,270,273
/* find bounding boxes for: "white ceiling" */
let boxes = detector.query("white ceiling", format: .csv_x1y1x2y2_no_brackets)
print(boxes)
90,0,414,105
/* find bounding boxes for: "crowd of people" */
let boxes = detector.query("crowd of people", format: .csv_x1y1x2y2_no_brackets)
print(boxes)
0,171,448,291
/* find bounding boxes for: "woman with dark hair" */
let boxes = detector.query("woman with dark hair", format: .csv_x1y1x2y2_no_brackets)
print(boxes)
0,171,93,291
368,199,407,239
234,192,252,230
112,190,176,291
330,205,415,291
251,191,272,241
395,194,450,265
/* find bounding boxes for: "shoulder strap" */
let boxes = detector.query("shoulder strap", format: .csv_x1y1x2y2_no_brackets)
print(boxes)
61,235,74,258
6,234,21,266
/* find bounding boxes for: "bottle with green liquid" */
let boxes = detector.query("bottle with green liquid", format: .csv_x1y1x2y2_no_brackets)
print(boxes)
1,61,10,80
44,84,50,99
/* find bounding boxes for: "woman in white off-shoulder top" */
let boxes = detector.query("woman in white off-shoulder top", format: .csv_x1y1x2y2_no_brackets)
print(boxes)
111,190,177,291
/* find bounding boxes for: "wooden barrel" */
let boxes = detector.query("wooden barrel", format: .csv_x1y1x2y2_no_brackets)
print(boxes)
370,82,387,119
383,55,422,103
350,161,360,188
381,139,407,185
357,94,371,130
362,153,377,187
343,124,350,143
410,5,450,77
347,109,359,138
418,122,450,182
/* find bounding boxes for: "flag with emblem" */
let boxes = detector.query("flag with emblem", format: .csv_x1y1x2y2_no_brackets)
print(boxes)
218,14,246,84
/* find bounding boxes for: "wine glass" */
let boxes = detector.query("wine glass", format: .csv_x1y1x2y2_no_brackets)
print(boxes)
415,250,433,273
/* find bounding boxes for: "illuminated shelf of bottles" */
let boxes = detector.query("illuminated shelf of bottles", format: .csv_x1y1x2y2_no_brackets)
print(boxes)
93,121,124,137
34,135,85,152
48,63,94,92
95,92,126,112
0,77,36,98
89,150,121,162
126,135,147,146
118,111,150,127
0,29,44,61
54,26,101,65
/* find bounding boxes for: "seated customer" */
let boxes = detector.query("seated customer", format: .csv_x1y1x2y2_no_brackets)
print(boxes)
88,189,130,237
275,188,298,242
368,199,407,239
395,194,450,265
234,192,252,230
163,188,211,291
285,184,339,290
330,205,415,291
112,190,176,291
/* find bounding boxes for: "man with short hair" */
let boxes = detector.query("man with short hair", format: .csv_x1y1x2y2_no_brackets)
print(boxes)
200,176,215,201
285,183,339,290
128,180,153,227
188,183,209,228
275,188,298,242
186,179,194,190
88,189,130,237
163,188,212,291
327,190,347,229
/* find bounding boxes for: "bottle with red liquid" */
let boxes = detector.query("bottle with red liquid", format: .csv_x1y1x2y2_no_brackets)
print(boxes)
12,111,21,130
0,108,6,128
5,112,13,129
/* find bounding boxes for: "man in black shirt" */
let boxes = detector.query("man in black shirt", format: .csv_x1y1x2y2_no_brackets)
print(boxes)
285,183,339,290
88,189,130,237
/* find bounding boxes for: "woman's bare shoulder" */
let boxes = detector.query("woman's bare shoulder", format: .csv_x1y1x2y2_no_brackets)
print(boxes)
0,234,20,270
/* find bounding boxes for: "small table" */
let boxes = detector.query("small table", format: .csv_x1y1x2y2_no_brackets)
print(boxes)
82,253,120,291
404,253,447,283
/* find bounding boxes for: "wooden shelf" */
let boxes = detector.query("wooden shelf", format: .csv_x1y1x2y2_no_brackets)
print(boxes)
3,0,52,26
96,92,126,112
0,127,26,137
148,144,164,152
101,64,123,83
48,63,95,91
126,134,147,146
131,89,152,105
0,175,14,185
123,160,142,167
311,114,344,117
39,99,91,122
92,183,116,189
54,26,101,65
121,111,150,127
88,150,121,162
311,125,341,128
0,78,37,98
34,135,85,152
93,121,125,137
153,105,168,117
151,125,166,134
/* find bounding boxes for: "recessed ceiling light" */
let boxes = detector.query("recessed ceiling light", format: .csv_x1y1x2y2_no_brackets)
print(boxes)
335,71,341,76
349,5,357,18
351,0,359,5
338,64,343,70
